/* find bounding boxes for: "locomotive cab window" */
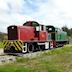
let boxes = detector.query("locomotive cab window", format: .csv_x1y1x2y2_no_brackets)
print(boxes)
39,25,46,31
36,26,40,31
48,28,52,31
46,26,55,32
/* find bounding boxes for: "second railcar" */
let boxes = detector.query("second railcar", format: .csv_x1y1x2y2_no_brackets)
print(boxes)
46,25,69,47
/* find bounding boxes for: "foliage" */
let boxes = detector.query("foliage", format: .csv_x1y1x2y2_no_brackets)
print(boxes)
0,32,7,41
0,64,32,72
42,45,72,56
62,26,72,37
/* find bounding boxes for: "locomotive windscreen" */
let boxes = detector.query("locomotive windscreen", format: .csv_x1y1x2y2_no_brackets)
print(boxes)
46,26,55,32
8,26,18,40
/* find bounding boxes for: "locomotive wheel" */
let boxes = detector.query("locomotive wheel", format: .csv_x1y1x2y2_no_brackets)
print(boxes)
27,43,34,53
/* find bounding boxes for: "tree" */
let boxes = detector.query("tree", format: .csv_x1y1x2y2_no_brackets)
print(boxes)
62,26,72,36
0,32,7,41
62,26,70,36
69,28,72,37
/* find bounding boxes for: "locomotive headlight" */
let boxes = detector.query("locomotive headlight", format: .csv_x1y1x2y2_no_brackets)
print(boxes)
12,27,14,29
11,42,13,43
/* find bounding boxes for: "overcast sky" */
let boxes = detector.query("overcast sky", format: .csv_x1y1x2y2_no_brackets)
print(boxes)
0,0,72,33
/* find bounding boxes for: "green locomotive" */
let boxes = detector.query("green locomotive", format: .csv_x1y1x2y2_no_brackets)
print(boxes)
46,25,69,47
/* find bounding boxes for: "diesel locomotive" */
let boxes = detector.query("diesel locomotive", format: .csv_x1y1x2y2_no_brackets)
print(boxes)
3,21,69,53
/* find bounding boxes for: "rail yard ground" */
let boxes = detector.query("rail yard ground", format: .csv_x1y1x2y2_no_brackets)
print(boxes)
0,44,72,72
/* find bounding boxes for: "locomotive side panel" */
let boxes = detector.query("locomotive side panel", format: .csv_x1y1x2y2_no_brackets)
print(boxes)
17,26,35,41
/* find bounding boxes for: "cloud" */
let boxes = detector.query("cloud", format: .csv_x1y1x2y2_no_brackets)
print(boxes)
31,0,72,28
0,0,72,33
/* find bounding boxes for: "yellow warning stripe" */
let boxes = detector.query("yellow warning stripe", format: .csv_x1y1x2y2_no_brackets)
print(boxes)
3,41,6,45
16,41,23,50
17,41,22,48
12,43,18,51
13,42,19,51
7,41,10,46
14,41,21,51
3,41,8,48
19,41,23,45
3,40,23,52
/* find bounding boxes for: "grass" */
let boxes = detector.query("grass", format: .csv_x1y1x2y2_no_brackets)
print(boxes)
0,45,72,72
41,45,72,56
0,64,32,72
0,42,3,48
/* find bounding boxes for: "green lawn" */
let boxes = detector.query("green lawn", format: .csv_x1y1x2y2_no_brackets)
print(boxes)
0,45,72,72
0,42,3,48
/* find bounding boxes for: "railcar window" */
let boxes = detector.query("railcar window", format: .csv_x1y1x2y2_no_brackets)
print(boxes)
49,28,52,31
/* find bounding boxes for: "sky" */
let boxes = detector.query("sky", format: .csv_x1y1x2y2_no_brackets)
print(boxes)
0,0,72,33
